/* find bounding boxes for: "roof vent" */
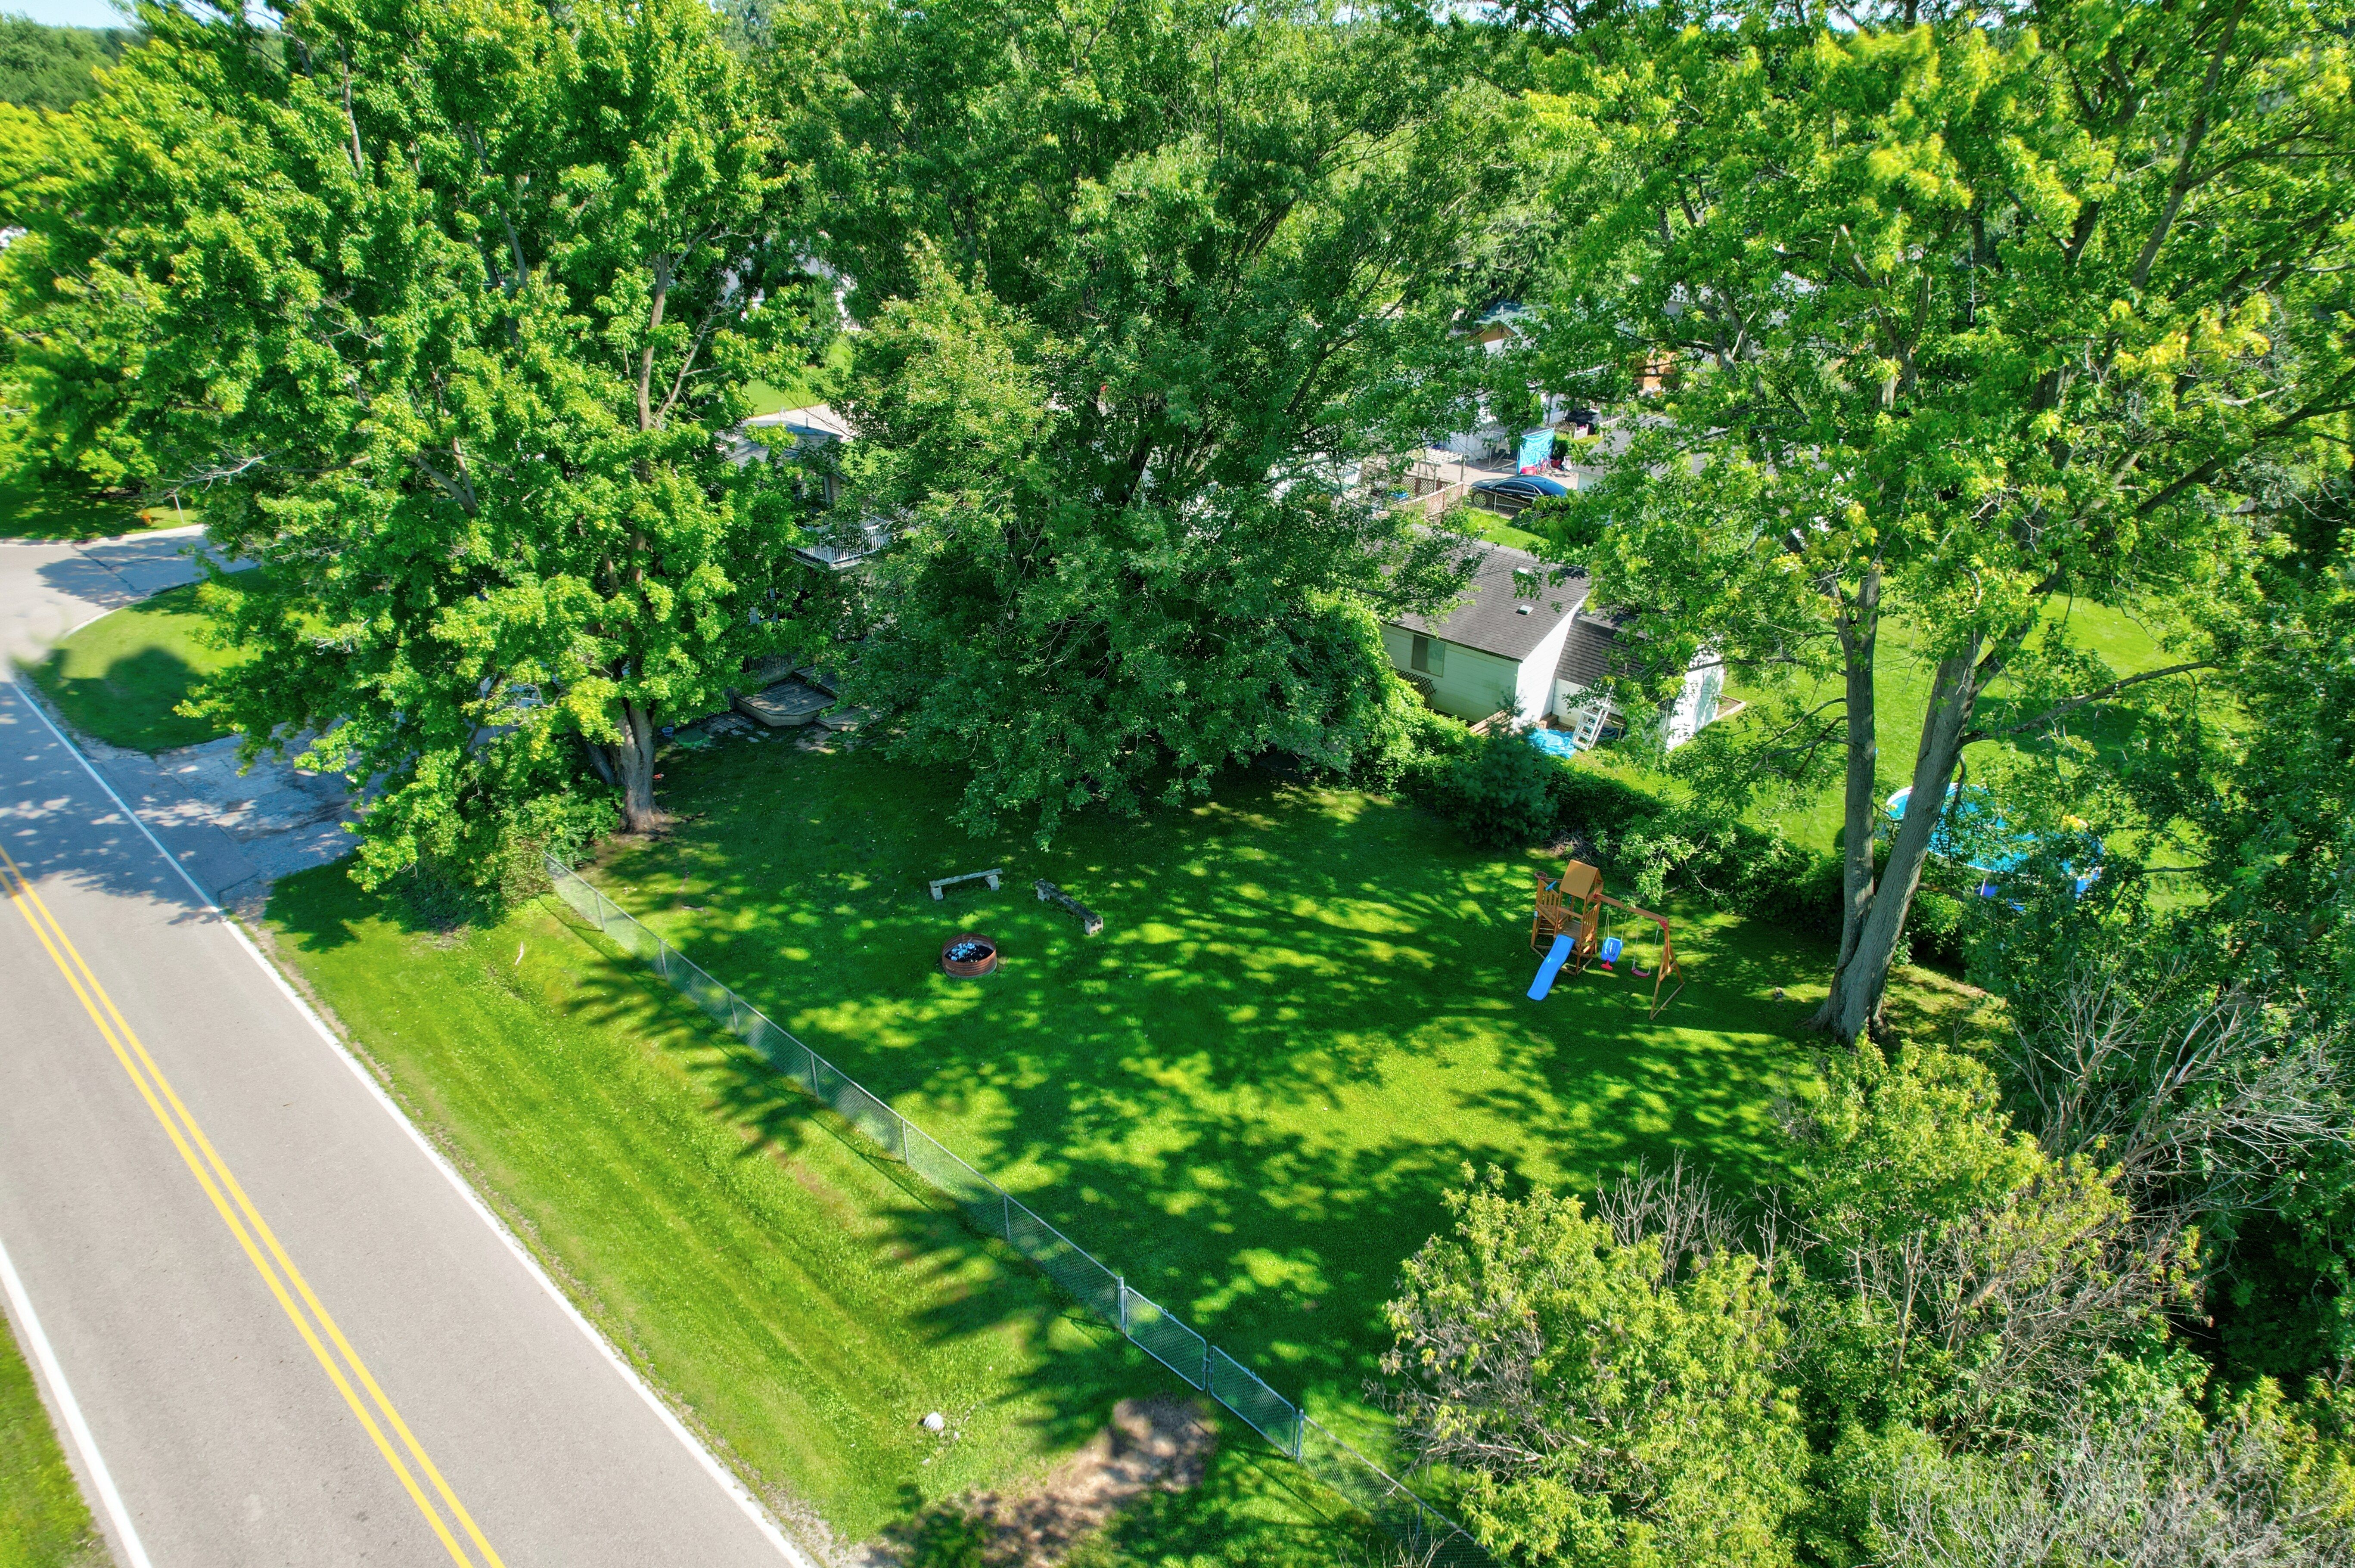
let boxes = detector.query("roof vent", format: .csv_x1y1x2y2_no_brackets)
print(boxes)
1516,605,1533,615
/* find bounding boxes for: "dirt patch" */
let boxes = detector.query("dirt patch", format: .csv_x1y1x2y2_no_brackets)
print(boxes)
866,1397,1216,1567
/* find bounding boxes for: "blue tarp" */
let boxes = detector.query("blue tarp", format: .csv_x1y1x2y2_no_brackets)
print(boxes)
1518,427,1557,474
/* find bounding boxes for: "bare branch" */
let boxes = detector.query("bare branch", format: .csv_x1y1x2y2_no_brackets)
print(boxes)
1962,660,2215,744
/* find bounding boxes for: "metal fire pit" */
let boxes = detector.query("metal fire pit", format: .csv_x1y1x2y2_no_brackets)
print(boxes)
940,933,999,978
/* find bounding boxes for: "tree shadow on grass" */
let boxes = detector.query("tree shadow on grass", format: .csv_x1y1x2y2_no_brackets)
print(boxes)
577,744,1850,1450
25,643,222,753
264,866,1201,1536
876,1423,1382,1568
0,462,150,542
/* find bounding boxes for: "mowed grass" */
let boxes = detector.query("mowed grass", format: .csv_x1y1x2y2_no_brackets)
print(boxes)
590,742,1997,1448
0,1307,109,1568
260,869,1376,1557
0,429,174,543
1581,599,2184,858
745,339,854,418
20,575,253,752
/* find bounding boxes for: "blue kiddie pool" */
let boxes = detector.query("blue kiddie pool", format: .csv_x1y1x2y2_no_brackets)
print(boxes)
1884,784,2100,895
1527,729,1581,759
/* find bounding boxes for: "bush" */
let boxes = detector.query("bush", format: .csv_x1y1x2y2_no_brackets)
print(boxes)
1352,694,1472,797
1560,764,1840,925
1902,888,1968,969
1545,759,1661,839
1442,727,1560,847
1394,717,1845,930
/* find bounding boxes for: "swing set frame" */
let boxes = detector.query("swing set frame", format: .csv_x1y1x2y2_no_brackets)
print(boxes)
1529,859,1686,1018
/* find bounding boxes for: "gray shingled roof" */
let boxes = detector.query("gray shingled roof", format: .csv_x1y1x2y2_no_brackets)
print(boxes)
1555,609,1635,688
1392,543,1592,662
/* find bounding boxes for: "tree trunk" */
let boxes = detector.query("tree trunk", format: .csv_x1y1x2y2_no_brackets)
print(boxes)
1810,631,1988,1043
604,698,661,832
1828,569,1883,978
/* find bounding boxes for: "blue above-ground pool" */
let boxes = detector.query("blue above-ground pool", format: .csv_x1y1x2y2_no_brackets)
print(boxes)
1885,783,2101,894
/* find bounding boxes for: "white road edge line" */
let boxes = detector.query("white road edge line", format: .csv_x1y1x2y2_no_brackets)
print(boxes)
0,1230,158,1568
2,677,819,1568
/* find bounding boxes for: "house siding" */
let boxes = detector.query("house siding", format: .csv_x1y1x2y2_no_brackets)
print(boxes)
1381,626,1524,722
1516,613,1577,724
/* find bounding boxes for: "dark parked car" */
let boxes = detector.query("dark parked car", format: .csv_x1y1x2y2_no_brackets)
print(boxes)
1468,474,1570,515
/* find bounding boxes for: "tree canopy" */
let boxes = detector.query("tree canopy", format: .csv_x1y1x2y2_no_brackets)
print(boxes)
8,1,2354,1561
1383,1168,1806,1568
1516,0,2355,1039
777,0,1511,836
4,0,818,899
0,16,134,113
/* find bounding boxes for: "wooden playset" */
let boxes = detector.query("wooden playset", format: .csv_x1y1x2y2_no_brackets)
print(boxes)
1528,859,1684,1018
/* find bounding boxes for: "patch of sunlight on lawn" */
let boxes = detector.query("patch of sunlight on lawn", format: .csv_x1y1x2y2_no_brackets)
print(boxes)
585,743,1995,1465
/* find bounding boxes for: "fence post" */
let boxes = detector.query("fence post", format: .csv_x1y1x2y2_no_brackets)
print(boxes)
1001,1190,1012,1244
1118,1279,1128,1337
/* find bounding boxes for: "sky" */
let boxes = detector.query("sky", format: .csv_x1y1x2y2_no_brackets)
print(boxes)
7,2,136,25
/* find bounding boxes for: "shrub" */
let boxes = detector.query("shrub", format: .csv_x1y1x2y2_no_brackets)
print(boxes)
1903,888,1968,969
1353,694,1472,797
1405,726,1845,931
1442,727,1560,847
1572,779,1841,926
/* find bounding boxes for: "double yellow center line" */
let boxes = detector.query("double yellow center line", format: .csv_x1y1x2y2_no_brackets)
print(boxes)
0,841,506,1568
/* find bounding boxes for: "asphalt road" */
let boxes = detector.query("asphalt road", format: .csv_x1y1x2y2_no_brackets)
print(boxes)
0,673,807,1567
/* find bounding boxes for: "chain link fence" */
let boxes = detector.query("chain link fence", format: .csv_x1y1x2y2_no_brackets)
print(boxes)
545,855,1493,1565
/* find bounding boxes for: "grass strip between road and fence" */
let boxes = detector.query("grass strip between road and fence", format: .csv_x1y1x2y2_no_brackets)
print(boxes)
544,853,1494,1567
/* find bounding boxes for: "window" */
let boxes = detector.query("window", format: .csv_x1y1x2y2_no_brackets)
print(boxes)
1409,634,1443,677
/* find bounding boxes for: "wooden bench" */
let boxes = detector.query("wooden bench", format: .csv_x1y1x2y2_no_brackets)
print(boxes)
929,868,1001,900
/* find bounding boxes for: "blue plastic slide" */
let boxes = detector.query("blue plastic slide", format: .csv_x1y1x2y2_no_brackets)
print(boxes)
1527,933,1574,1001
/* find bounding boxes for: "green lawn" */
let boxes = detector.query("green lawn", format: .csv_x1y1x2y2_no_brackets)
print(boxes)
19,575,254,752
1581,599,2184,858
0,1305,109,1568
746,339,854,418
0,428,174,543
1464,506,1542,552
586,743,1993,1453
261,869,1377,1558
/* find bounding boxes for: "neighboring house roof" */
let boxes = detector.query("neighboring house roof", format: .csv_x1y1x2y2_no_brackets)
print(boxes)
727,403,856,467
1391,543,1592,663
747,403,854,442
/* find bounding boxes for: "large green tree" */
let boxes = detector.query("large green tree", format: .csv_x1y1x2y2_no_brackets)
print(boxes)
0,16,135,113
771,1,1515,836
5,0,817,891
1515,0,2355,1039
1383,1168,1806,1568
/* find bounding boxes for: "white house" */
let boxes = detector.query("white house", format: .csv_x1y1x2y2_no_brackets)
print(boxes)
1383,542,1725,750
728,404,893,570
